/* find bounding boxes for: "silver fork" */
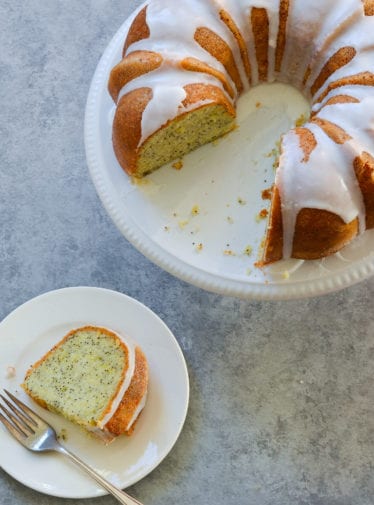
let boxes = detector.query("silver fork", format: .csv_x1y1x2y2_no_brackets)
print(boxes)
0,389,143,505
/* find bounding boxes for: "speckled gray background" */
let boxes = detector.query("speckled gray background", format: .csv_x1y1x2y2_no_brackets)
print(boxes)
1,1,374,504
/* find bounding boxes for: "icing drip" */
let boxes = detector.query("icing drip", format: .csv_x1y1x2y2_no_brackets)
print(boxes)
304,3,365,90
250,0,282,83
127,0,246,89
118,64,225,145
279,6,374,258
278,115,367,258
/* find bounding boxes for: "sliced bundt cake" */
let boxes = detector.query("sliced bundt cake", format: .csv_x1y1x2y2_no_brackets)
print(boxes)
108,0,374,265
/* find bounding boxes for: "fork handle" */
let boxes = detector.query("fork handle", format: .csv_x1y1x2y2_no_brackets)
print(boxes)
55,445,143,505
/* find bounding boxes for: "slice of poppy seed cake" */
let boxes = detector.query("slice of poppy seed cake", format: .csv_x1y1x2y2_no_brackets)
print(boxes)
22,326,148,438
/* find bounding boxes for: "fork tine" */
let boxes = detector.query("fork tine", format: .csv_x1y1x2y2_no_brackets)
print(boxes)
0,404,30,437
0,394,37,432
0,410,28,440
3,389,47,427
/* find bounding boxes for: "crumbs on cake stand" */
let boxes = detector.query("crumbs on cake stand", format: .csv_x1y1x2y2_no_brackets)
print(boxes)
162,190,270,278
295,112,309,127
262,187,273,200
255,208,269,222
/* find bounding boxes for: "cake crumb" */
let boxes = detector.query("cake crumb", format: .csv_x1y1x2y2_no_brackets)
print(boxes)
191,205,200,216
164,225,170,232
178,220,189,229
5,366,16,379
295,113,308,127
265,147,278,159
58,428,68,442
266,141,282,170
262,188,272,200
195,243,203,252
226,216,234,224
172,160,183,170
282,270,290,280
259,208,268,218
243,245,253,256
223,249,236,256
256,209,269,222
237,196,246,205
256,101,262,108
131,176,150,186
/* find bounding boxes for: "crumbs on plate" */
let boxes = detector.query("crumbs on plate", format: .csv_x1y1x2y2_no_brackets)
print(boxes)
191,205,200,216
58,428,68,442
5,366,16,379
172,160,183,170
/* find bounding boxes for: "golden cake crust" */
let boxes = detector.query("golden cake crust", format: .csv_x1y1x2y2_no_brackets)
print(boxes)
106,346,148,436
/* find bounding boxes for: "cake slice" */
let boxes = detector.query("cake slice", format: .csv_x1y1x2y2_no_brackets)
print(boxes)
22,326,148,439
112,82,236,177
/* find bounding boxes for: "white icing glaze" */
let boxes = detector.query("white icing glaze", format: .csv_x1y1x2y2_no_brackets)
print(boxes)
311,85,370,114
212,0,281,84
96,330,137,429
118,63,226,145
127,0,245,89
126,390,148,431
278,121,366,258
304,1,365,91
281,0,337,88
113,0,374,260
211,0,257,83
250,0,281,83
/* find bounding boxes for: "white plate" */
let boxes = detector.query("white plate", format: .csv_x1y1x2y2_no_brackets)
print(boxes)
0,287,189,499
84,5,374,299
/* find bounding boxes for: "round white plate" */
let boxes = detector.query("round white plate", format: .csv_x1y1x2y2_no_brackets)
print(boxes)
0,287,189,499
85,5,374,299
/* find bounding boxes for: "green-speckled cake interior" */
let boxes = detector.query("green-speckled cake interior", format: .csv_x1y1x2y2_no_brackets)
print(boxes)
23,329,127,427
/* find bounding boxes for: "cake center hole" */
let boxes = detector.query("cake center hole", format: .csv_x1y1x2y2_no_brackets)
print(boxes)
235,82,311,160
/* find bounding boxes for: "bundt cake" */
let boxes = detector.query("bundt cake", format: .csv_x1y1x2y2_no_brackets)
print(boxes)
22,326,148,440
108,0,374,265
